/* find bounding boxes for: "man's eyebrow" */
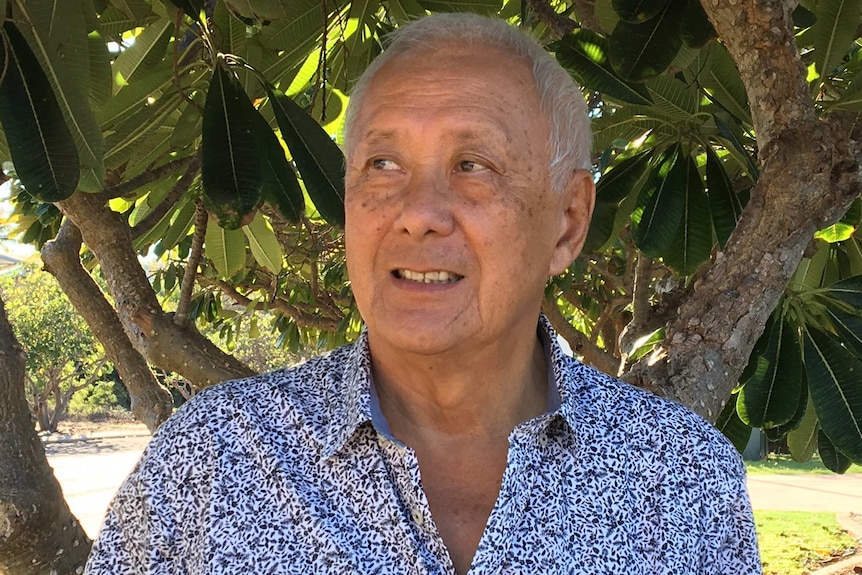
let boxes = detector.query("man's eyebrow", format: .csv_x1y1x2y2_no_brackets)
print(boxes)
356,130,399,148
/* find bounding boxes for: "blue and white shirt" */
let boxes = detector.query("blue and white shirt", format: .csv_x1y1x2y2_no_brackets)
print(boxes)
86,317,761,574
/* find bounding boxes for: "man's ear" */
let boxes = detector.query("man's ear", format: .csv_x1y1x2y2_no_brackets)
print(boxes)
548,169,595,276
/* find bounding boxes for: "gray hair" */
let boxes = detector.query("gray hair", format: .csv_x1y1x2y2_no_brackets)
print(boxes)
342,13,591,193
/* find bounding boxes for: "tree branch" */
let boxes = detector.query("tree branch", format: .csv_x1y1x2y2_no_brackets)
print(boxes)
524,0,577,38
175,197,207,326
102,154,199,200
58,191,255,389
41,220,174,432
130,154,201,240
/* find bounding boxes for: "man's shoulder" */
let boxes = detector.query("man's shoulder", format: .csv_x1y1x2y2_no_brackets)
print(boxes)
561,356,744,479
146,342,358,458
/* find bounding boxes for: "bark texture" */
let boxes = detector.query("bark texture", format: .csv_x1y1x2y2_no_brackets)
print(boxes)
625,0,862,420
0,297,91,574
41,222,173,432
58,191,255,388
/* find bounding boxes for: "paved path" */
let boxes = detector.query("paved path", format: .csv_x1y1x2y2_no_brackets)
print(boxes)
45,434,150,538
747,474,862,513
45,433,862,539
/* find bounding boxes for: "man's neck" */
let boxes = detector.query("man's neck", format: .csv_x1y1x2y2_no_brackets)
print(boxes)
368,324,549,444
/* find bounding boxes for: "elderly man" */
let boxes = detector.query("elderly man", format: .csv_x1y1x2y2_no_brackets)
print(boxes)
86,13,760,575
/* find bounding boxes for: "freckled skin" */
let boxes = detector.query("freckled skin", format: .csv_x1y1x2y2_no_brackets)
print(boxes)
345,44,593,361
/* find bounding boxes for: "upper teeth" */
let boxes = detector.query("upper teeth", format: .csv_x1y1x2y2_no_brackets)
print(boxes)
399,269,461,283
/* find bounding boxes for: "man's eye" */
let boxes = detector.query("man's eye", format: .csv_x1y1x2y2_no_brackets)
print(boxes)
371,159,399,171
458,160,486,172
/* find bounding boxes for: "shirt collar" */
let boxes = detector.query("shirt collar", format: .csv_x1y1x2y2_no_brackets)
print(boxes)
321,314,579,459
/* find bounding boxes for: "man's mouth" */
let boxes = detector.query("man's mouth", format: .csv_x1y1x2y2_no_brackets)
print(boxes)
394,269,463,284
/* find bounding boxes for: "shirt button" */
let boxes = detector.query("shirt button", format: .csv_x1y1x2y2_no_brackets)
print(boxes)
411,508,424,526
538,433,549,448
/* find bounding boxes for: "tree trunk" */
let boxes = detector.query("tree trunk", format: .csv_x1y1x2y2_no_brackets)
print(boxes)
0,296,91,574
625,0,862,421
42,221,174,432
57,191,255,388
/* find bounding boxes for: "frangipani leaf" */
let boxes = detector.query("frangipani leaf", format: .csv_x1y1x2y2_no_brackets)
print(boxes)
252,111,304,223
633,144,684,256
202,65,263,229
812,0,862,79
787,395,819,463
0,22,79,201
818,431,853,473
205,216,246,277
804,326,862,463
267,87,345,227
243,213,283,274
705,145,744,246
612,0,669,23
738,317,805,428
609,0,686,82
662,152,713,275
556,29,653,105
715,393,752,453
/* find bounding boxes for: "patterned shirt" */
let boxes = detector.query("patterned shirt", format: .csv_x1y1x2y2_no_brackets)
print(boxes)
86,317,761,574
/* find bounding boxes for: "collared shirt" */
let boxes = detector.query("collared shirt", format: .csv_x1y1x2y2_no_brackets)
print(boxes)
86,317,761,575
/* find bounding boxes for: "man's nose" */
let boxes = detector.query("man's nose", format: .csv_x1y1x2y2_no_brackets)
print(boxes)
392,168,456,238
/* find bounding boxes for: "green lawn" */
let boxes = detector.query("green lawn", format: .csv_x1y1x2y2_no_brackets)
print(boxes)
756,511,858,575
746,453,862,475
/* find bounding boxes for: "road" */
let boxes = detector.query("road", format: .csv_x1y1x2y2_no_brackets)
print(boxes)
45,435,150,538
45,434,862,539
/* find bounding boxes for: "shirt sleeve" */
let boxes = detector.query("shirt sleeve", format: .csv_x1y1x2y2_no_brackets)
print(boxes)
715,460,762,575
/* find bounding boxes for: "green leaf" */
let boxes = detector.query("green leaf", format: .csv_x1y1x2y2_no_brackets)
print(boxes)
590,105,668,153
242,213,283,274
595,0,620,34
824,309,862,362
166,0,203,21
846,236,862,276
87,29,113,110
416,0,502,14
662,152,713,275
646,75,697,118
111,15,172,90
204,216,247,277
608,0,686,82
0,22,80,201
109,0,153,22
787,395,819,462
11,0,105,192
804,326,862,463
633,144,684,256
556,29,653,105
583,201,619,253
252,111,304,223
715,393,752,453
267,88,345,227
822,274,862,308
157,196,196,251
596,149,654,204
818,431,854,472
687,44,752,125
738,317,805,428
812,0,862,79
612,0,670,23
679,0,716,49
769,374,811,441
202,65,263,229
389,0,427,24
705,145,744,246
97,66,174,128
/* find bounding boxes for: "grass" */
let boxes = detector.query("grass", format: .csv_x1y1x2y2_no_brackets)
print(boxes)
746,453,862,475
756,511,858,575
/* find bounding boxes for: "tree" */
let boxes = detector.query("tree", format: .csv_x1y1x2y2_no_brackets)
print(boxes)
0,265,111,432
0,0,861,570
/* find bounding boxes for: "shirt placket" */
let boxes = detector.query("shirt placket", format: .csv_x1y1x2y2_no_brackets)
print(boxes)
377,433,455,575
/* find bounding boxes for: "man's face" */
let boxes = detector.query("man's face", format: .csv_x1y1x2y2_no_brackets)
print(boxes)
344,44,593,357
